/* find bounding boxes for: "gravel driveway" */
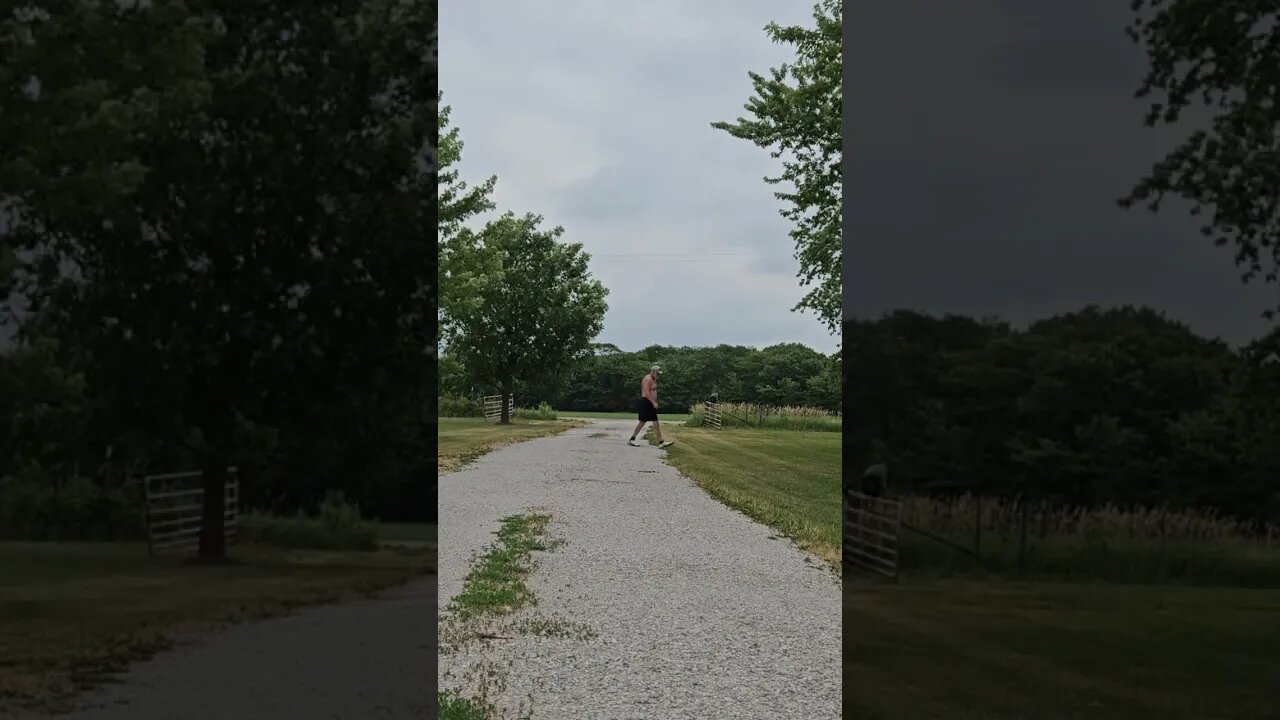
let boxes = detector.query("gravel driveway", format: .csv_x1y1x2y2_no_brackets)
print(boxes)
13,577,437,720
438,420,841,720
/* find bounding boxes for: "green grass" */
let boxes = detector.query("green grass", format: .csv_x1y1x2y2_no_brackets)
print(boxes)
377,522,436,549
845,577,1280,719
437,417,583,472
652,426,840,565
240,508,377,551
448,513,552,621
556,409,691,423
0,540,434,711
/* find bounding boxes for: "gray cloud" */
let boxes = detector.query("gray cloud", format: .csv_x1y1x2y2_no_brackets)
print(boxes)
844,0,1276,345
442,1,835,353
989,0,1144,92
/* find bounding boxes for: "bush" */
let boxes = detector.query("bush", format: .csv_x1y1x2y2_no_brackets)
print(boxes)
686,401,840,432
0,468,146,541
239,497,380,551
513,402,558,421
439,394,483,418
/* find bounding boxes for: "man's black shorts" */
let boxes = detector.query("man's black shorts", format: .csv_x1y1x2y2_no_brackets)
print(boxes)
637,397,659,422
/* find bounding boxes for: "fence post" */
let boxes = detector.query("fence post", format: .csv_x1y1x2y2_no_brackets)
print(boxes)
1017,496,1029,569
973,495,982,559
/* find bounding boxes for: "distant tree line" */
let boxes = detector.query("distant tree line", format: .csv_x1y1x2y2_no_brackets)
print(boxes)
443,342,841,414
845,307,1280,526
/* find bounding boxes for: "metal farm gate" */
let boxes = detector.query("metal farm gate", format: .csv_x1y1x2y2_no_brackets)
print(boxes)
704,399,723,430
143,468,240,557
844,491,903,579
483,394,514,423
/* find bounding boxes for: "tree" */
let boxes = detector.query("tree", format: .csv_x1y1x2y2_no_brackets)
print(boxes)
1122,1,1280,316
438,97,498,331
0,2,437,558
443,212,608,423
712,0,842,334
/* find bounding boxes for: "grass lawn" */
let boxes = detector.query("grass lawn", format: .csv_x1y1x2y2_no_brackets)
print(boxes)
557,409,691,423
652,426,839,565
0,540,433,711
437,417,583,472
845,577,1280,719
376,522,437,550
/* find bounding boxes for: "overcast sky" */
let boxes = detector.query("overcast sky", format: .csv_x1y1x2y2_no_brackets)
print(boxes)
440,1,836,354
844,0,1278,346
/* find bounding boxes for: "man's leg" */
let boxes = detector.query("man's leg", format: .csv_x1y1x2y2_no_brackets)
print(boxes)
630,420,646,442
654,420,675,447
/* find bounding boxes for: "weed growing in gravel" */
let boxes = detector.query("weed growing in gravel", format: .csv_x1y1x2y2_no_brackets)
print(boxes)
512,615,597,641
439,691,491,720
449,514,551,621
440,660,534,720
440,512,589,718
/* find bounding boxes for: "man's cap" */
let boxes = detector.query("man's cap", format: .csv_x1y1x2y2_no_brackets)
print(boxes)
651,364,661,373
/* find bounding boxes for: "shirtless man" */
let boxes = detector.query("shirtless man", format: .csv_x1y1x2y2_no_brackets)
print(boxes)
629,364,675,448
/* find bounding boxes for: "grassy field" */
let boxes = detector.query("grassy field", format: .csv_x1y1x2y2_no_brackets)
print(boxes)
0,540,434,711
845,577,1280,719
557,409,691,423
377,522,436,551
652,426,840,565
437,417,583,472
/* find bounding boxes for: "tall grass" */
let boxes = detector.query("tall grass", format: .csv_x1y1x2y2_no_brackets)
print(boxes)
686,401,840,432
439,394,483,418
0,474,146,541
240,498,380,551
513,402,558,421
886,494,1280,586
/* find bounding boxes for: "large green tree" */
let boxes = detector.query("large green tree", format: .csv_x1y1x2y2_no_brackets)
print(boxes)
1122,1,1280,316
0,1,437,557
443,212,608,423
713,0,842,334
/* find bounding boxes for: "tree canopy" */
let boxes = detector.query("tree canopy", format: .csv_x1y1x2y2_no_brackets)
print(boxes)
0,2,437,556
1122,0,1280,316
846,307,1280,525
712,0,842,334
441,212,608,422
438,96,497,333
454,342,841,415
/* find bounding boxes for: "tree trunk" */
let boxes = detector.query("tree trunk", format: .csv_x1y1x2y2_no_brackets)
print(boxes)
500,385,512,424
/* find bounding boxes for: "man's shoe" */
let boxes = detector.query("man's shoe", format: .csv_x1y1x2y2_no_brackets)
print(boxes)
659,440,675,448
627,439,640,446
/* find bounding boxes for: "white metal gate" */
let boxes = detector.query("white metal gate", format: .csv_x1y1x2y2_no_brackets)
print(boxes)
483,394,514,423
144,469,239,557
844,491,902,579
705,400,723,430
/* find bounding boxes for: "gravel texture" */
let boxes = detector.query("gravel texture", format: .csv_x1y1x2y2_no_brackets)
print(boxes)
12,578,437,720
438,419,841,720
